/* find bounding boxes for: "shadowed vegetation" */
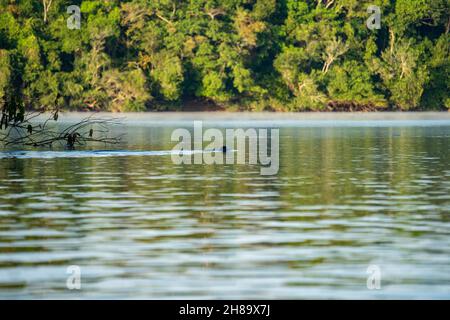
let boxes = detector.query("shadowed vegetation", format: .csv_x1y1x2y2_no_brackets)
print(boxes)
0,0,448,115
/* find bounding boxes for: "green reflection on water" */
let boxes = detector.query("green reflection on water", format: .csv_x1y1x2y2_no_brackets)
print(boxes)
0,121,449,299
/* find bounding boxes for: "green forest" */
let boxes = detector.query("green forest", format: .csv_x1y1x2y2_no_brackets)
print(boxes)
0,0,449,117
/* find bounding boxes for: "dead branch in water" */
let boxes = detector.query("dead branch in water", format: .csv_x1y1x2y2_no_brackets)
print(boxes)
0,110,124,149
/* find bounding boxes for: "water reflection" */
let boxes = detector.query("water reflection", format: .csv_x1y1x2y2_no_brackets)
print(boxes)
0,115,449,299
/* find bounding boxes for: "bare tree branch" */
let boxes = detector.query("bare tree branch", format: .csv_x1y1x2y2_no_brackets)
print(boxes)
42,0,53,23
205,8,225,20
1,111,123,149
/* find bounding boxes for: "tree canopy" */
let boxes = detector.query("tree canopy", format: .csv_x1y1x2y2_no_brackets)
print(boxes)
0,0,448,115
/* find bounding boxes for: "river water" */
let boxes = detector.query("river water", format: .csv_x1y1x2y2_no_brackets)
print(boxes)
0,112,449,299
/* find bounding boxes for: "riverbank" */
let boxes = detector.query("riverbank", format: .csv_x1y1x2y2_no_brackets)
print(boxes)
34,98,446,113
133,99,450,112
35,103,449,113
174,99,391,112
52,111,450,125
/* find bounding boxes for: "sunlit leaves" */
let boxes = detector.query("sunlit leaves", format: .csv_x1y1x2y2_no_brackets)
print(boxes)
0,0,448,112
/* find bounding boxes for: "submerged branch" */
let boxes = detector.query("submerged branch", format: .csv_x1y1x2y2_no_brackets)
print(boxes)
0,111,123,149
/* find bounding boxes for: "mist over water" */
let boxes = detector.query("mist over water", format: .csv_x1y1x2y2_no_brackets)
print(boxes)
0,113,449,299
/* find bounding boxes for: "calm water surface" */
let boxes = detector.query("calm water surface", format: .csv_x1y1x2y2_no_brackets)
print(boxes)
0,113,449,299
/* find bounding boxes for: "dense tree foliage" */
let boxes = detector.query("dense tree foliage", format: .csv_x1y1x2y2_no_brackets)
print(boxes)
0,0,448,115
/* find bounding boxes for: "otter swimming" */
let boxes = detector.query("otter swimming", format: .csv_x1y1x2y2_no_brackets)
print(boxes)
171,122,279,175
